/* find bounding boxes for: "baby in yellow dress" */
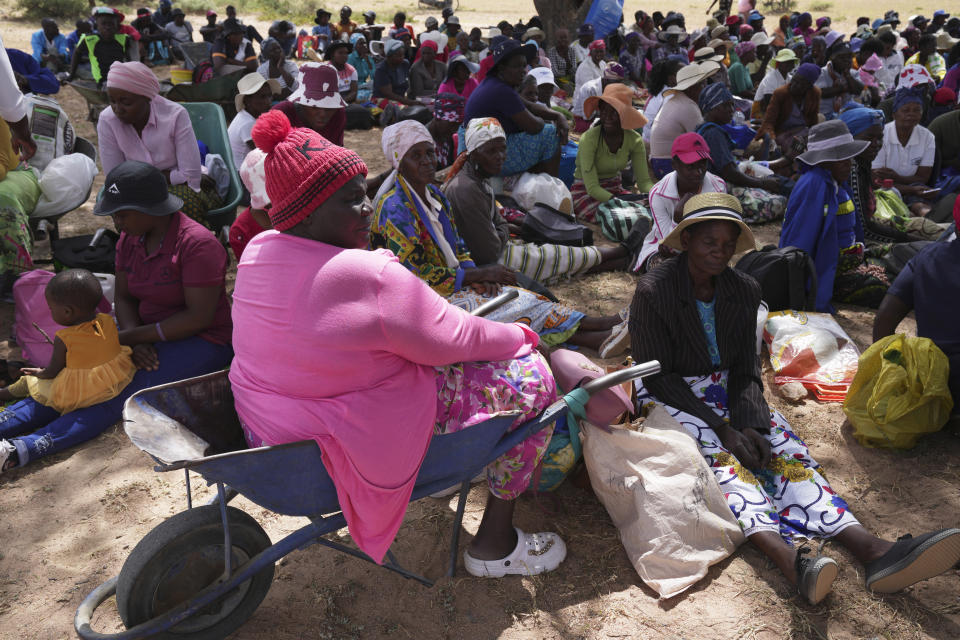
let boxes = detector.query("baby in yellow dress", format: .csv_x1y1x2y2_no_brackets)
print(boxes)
0,269,136,415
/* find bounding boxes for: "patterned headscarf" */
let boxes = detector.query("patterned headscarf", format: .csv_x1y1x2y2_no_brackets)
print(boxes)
433,93,465,123
239,149,269,210
464,117,506,153
698,83,734,113
898,64,935,88
381,120,433,169
106,61,161,99
588,39,606,51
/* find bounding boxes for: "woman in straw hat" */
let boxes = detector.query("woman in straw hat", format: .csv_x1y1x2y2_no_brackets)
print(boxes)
780,120,889,312
629,191,960,605
570,83,653,222
230,110,569,576
649,61,720,179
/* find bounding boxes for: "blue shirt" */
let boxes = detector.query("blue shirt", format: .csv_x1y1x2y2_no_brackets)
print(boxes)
6,48,60,95
780,164,863,312
463,76,525,135
373,59,410,98
695,297,722,367
31,30,68,62
65,30,81,58
697,122,736,174
888,238,960,399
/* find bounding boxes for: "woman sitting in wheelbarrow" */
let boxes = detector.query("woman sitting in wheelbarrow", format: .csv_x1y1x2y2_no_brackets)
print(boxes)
229,110,567,577
97,61,223,229
628,192,960,605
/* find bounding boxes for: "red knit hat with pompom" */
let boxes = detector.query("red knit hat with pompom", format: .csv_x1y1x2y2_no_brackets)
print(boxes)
251,110,367,231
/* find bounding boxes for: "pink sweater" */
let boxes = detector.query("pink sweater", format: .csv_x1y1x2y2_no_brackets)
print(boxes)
229,232,538,562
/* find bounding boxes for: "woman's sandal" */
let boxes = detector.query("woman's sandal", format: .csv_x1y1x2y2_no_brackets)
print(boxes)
796,547,838,605
463,528,567,578
864,528,960,594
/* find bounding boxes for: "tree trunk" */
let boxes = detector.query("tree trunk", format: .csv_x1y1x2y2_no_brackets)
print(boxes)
533,0,591,44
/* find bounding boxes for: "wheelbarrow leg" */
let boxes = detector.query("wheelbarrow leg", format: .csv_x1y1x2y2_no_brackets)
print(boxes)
446,479,471,577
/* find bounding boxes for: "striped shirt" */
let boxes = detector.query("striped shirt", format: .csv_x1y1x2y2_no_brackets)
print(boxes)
629,252,770,432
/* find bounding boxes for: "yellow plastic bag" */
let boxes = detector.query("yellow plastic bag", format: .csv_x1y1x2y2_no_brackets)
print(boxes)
843,334,954,449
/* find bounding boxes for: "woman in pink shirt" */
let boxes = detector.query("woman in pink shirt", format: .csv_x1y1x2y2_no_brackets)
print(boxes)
97,61,223,228
229,110,567,577
437,52,479,100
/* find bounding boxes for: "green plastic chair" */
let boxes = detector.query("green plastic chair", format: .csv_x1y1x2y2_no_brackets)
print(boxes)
182,102,242,233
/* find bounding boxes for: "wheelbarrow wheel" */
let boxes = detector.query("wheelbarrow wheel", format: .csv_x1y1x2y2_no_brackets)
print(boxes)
116,505,274,639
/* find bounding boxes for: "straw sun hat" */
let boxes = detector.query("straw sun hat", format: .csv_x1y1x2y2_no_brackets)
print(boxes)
583,84,648,129
662,192,756,253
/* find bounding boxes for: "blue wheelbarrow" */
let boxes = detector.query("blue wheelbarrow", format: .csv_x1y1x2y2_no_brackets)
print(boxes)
74,296,660,639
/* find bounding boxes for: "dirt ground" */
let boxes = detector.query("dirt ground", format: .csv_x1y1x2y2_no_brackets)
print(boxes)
2,4,960,640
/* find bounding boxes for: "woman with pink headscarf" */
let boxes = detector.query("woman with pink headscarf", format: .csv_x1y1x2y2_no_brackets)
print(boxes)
97,61,222,227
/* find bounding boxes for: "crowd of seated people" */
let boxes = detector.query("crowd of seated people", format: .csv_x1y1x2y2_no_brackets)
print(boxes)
3,3,960,612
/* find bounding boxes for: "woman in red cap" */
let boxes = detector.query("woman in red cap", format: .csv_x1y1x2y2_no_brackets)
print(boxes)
230,109,568,578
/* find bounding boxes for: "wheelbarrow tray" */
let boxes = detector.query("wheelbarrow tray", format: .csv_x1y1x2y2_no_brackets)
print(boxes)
122,369,538,517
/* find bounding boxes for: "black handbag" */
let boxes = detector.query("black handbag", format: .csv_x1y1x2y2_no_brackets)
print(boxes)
520,203,593,247
51,228,119,274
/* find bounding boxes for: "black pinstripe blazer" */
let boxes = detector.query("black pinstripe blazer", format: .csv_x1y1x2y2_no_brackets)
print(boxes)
628,253,770,432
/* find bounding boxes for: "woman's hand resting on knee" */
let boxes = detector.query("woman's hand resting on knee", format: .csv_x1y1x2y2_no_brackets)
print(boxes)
716,424,771,470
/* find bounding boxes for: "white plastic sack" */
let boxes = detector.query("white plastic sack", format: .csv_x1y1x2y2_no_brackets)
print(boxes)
582,406,744,599
512,172,574,216
31,153,98,217
739,160,774,178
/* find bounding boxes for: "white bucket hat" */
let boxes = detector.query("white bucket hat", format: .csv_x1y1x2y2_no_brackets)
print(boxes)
234,72,281,114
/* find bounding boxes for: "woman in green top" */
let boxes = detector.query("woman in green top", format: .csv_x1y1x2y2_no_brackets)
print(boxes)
571,83,653,222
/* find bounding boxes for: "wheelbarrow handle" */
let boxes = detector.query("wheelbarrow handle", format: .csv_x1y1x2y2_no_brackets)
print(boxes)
580,360,661,395
469,288,519,317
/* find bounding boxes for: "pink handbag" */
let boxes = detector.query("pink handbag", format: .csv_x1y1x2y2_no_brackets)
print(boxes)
549,349,634,428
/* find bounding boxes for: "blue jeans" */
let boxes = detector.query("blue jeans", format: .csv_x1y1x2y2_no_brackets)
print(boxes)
0,337,233,467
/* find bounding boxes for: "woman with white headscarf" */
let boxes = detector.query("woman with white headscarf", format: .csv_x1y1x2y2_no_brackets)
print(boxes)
97,61,222,227
443,117,629,286
372,120,630,357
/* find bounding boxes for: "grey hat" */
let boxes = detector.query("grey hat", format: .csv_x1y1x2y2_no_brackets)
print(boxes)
797,120,870,165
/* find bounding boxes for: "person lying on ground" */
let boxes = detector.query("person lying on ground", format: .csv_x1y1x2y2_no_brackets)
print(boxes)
630,190,960,606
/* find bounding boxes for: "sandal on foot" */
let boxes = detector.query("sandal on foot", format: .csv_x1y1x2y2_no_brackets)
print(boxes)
796,547,838,605
463,528,567,577
865,528,960,594
598,319,631,359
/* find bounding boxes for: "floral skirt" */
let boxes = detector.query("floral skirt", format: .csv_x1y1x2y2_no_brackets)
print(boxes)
729,185,787,224
434,351,556,500
0,169,39,276
503,125,558,177
636,371,860,543
168,182,223,230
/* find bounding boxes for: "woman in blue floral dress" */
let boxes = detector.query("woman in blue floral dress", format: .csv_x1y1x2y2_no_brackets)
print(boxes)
629,192,960,605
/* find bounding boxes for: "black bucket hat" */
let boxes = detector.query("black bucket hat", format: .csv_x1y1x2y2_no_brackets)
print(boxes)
323,39,353,60
488,36,536,71
94,161,182,217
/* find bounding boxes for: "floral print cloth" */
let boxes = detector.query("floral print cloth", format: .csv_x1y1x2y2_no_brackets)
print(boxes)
637,371,860,543
434,351,556,499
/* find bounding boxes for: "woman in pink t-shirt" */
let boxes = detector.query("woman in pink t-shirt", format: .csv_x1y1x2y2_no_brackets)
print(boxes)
437,52,480,100
229,110,568,577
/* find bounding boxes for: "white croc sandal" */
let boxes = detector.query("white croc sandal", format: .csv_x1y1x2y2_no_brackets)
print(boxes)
463,528,567,577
